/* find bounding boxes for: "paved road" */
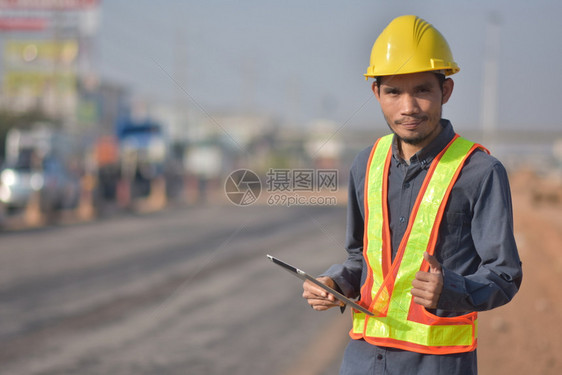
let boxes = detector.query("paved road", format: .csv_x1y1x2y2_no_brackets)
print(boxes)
0,204,351,375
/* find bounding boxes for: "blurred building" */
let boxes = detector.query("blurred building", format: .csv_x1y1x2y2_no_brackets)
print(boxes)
304,119,343,169
0,0,100,126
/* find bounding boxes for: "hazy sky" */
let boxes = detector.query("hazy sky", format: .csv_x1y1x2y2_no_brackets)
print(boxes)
98,0,562,132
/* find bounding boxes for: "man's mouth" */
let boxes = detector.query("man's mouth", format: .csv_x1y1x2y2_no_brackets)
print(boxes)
395,117,427,129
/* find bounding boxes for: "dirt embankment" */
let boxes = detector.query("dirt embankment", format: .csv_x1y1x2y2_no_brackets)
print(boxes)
478,170,562,374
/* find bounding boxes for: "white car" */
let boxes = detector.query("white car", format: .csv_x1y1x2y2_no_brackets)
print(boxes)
0,157,80,214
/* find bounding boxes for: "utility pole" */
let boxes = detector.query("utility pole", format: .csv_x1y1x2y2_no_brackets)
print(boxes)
481,12,501,149
241,57,257,114
174,29,189,142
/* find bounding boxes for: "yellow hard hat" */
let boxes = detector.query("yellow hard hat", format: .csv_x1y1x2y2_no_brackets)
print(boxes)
365,15,459,79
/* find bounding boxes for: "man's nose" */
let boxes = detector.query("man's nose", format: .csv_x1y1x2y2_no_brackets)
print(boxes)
400,93,420,115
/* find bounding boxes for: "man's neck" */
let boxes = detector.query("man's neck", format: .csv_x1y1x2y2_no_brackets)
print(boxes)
398,142,421,163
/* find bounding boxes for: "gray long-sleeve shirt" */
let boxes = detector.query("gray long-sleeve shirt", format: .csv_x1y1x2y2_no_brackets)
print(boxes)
323,120,522,374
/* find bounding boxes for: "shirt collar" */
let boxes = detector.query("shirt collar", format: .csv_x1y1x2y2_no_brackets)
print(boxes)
391,119,456,169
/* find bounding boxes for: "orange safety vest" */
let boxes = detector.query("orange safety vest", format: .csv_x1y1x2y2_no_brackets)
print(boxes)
351,133,484,355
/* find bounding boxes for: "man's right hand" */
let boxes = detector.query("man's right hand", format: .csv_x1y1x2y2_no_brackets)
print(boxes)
302,276,344,311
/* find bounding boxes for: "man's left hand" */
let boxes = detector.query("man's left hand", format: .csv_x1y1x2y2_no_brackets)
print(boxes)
411,252,443,309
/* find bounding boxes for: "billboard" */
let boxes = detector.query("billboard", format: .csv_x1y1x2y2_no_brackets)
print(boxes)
0,0,98,10
2,40,78,115
0,17,47,30
3,71,76,96
4,40,79,69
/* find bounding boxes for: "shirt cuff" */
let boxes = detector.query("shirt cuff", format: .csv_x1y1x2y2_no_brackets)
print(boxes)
437,266,469,311
319,264,356,298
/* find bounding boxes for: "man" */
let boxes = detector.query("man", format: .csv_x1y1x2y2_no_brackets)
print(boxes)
302,15,522,375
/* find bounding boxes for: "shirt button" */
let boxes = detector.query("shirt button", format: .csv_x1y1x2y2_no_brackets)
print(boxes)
404,182,410,188
399,216,406,223
377,354,383,360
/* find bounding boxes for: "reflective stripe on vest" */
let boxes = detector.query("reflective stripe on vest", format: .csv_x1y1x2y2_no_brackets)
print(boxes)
351,133,481,355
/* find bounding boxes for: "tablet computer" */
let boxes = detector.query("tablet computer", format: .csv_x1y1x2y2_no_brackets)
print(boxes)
267,254,374,316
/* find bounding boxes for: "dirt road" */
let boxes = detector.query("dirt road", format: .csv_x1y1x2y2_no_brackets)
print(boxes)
0,205,348,375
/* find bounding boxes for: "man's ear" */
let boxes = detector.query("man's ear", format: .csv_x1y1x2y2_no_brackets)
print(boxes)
371,81,381,101
441,78,454,104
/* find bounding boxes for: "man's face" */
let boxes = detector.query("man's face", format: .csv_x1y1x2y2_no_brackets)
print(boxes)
373,72,454,148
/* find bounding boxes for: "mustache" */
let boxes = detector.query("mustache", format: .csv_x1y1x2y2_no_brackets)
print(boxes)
394,115,428,125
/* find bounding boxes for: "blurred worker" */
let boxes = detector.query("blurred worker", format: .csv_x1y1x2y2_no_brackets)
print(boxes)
302,15,522,375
